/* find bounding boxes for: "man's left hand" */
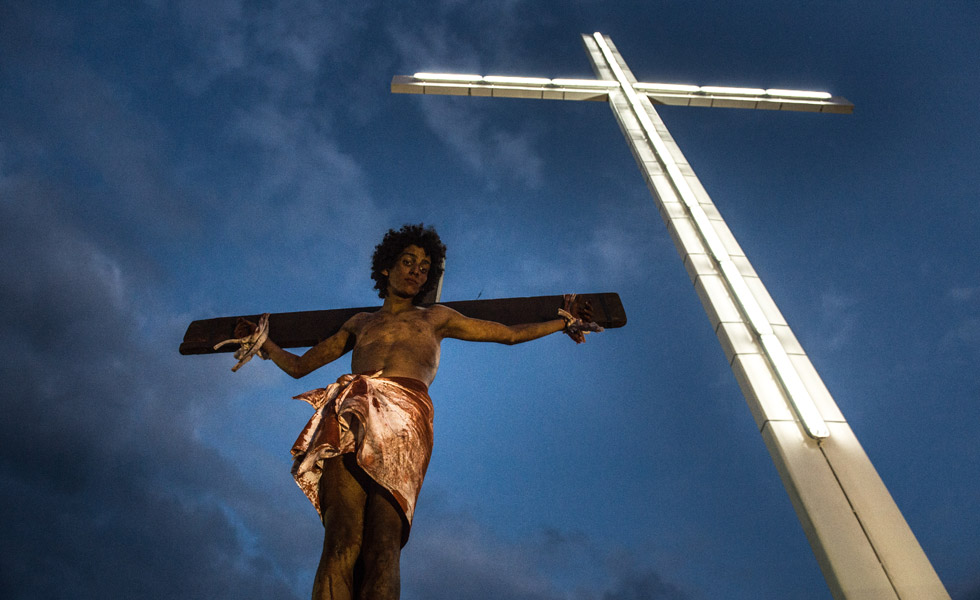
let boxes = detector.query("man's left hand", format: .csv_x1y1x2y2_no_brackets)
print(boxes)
560,295,603,343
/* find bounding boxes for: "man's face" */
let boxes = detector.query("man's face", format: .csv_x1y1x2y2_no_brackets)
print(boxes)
382,244,431,299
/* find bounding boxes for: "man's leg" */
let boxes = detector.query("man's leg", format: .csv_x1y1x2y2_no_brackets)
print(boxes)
312,455,367,600
357,487,404,600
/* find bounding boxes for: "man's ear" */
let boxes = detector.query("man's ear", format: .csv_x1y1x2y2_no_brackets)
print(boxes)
381,269,389,277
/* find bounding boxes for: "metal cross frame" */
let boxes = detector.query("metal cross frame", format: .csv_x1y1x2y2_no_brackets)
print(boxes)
392,33,949,599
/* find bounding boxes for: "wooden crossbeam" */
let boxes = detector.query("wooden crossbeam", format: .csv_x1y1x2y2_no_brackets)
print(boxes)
179,292,626,355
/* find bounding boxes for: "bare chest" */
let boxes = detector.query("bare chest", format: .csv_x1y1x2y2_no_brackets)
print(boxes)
355,310,438,346
349,309,442,380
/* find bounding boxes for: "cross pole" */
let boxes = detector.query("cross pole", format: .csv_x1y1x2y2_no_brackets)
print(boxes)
179,292,626,356
392,33,949,599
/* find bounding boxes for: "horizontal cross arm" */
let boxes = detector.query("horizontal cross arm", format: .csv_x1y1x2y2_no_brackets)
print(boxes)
391,74,853,114
179,292,626,355
391,75,611,101
642,88,852,114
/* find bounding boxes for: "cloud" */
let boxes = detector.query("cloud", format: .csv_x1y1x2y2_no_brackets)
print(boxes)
941,286,980,359
229,98,376,233
172,0,247,92
219,96,387,301
172,0,368,95
598,554,690,600
0,6,402,598
584,212,672,281
405,518,562,600
400,92,546,190
807,288,857,352
96,0,389,305
387,24,546,189
945,318,980,345
949,286,980,302
0,177,317,599
401,500,692,600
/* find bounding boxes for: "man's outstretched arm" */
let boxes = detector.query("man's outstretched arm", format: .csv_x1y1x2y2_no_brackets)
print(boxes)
434,299,594,345
235,316,355,378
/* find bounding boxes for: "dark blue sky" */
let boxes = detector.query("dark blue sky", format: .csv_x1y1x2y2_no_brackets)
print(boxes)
2,2,978,599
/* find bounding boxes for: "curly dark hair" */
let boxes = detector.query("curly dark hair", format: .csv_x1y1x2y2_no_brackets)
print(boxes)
371,224,446,304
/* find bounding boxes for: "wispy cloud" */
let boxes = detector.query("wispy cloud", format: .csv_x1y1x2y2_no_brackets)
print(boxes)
813,288,857,352
0,182,310,599
402,499,691,600
172,0,247,93
387,23,546,189
173,0,368,95
943,285,980,352
0,5,376,595
944,318,980,345
164,0,390,300
949,286,980,303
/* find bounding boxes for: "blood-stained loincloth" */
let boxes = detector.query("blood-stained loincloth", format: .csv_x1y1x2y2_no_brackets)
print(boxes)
290,372,434,542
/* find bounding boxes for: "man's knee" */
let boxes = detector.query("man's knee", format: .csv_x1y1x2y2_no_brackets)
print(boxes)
322,515,363,554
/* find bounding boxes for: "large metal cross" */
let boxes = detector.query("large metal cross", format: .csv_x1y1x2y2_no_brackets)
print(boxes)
392,33,948,600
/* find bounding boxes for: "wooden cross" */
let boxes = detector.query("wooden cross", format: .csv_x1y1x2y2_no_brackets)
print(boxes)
179,292,626,356
389,33,948,599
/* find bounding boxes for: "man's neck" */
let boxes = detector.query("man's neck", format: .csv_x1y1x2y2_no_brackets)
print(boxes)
380,295,418,315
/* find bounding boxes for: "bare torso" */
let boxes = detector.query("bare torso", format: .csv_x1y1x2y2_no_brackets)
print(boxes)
347,306,447,386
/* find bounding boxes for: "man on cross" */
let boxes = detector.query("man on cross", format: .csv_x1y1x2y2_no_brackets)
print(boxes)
234,223,598,600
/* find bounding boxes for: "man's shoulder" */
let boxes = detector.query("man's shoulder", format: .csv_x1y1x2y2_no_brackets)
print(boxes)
421,303,459,320
344,310,380,329
422,303,451,313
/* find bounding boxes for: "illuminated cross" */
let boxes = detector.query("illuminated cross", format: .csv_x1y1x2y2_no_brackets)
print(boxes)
392,33,949,600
